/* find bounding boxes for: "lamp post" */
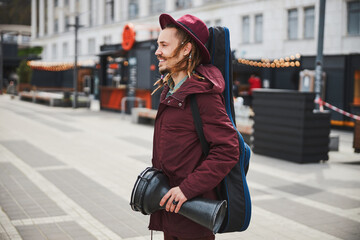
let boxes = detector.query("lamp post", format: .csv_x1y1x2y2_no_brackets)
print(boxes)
0,32,3,94
315,0,326,109
67,15,83,108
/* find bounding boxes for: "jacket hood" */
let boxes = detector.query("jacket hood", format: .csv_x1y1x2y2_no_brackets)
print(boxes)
169,64,225,101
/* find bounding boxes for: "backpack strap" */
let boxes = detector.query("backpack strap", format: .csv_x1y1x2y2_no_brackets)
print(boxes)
189,94,210,157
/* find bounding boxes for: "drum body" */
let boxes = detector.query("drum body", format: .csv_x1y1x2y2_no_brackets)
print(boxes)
130,167,227,233
130,167,169,214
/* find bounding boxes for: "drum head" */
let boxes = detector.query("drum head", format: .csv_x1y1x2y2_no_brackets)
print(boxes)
130,167,162,214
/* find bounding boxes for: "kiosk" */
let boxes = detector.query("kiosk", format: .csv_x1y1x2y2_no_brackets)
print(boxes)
98,24,161,112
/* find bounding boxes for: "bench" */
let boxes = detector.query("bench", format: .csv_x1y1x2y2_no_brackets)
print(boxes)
19,91,91,107
131,107,157,125
19,91,65,107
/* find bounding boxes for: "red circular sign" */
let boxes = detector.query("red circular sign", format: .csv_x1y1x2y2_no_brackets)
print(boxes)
122,23,136,51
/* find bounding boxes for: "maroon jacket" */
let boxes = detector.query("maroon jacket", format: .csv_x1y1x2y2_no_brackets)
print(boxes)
149,65,240,238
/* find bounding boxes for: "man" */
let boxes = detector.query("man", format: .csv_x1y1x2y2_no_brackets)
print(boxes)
248,74,262,95
150,14,240,240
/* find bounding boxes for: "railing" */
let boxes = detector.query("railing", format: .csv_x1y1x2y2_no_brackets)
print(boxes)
121,96,146,117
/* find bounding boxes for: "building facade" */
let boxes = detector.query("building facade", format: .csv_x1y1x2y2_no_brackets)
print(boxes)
31,0,360,62
0,24,32,89
30,0,360,125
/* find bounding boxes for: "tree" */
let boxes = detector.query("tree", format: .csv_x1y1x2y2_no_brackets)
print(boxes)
18,46,43,58
16,59,32,84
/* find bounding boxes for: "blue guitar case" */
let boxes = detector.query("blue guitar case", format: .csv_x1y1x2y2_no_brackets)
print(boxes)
190,26,252,233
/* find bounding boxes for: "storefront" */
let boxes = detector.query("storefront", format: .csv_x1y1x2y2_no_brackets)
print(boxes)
233,54,360,127
98,37,160,112
301,54,360,127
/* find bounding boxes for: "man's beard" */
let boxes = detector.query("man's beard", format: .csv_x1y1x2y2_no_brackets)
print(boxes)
158,57,170,75
159,68,169,75
158,51,181,75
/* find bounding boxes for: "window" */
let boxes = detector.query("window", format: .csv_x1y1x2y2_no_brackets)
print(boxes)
348,1,360,35
54,19,59,33
65,16,70,32
63,42,68,58
242,16,250,43
3,34,17,43
105,0,114,23
75,0,80,12
44,0,48,35
304,7,315,39
288,9,298,40
88,38,96,54
54,0,58,7
22,35,31,44
52,43,57,59
129,0,139,19
89,0,94,26
104,35,112,45
255,14,263,43
176,0,192,9
42,46,47,59
150,0,165,14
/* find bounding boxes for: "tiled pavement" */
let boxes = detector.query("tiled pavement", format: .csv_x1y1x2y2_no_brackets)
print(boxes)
0,95,359,240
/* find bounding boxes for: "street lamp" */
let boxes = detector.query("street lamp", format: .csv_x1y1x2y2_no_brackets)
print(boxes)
314,0,326,110
67,14,84,108
0,32,3,94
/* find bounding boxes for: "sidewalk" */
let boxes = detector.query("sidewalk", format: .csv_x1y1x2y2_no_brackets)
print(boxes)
0,95,359,240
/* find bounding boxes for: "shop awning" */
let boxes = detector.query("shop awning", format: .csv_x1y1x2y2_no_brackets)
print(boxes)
97,50,125,57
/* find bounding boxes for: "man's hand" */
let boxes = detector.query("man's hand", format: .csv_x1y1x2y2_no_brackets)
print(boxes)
160,186,187,213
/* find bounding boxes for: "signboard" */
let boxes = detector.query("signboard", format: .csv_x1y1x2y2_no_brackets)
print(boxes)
128,57,137,97
122,23,136,51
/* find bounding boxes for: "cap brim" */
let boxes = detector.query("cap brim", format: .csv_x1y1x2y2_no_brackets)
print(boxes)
159,14,210,64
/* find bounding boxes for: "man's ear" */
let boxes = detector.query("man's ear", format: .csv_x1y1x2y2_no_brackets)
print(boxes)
183,42,192,56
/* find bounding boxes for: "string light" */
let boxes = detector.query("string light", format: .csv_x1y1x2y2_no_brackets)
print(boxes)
27,60,96,71
237,53,301,68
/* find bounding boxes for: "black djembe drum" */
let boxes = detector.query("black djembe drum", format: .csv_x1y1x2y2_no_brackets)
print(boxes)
130,167,227,233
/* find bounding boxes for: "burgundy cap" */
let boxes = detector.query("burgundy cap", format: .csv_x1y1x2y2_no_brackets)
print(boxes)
159,14,210,64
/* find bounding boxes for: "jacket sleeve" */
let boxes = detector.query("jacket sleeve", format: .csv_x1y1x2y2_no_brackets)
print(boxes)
179,93,240,200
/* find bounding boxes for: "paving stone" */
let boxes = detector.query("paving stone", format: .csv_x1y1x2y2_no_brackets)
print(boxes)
0,141,65,168
119,136,153,149
275,182,360,210
16,225,47,240
275,182,323,196
249,188,270,197
256,198,360,240
14,111,81,133
247,169,287,188
128,154,153,164
0,163,65,220
0,233,11,240
40,168,149,238
16,222,97,240
308,191,360,209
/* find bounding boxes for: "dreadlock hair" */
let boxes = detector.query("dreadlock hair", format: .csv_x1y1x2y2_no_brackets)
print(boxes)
152,23,204,95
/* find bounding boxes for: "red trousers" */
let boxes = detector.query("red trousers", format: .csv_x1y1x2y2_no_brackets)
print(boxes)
164,233,215,240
